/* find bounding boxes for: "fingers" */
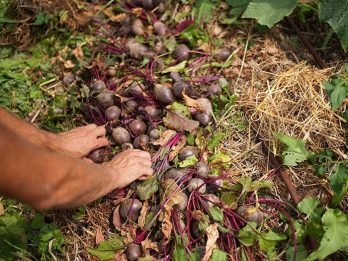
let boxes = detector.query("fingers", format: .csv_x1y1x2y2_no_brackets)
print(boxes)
95,137,109,148
89,125,106,137
139,166,153,177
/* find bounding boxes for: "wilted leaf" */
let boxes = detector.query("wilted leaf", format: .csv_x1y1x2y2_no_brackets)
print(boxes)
138,201,149,229
0,202,4,216
112,206,122,231
162,61,187,73
161,205,173,241
64,60,75,69
163,110,199,133
87,235,124,261
167,102,190,117
183,94,213,116
95,227,105,245
141,238,159,254
178,155,198,167
202,223,219,261
169,135,187,161
152,129,177,146
209,151,231,165
136,177,159,201
307,209,348,260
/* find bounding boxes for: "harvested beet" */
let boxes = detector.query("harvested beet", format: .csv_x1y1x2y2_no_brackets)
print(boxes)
163,168,187,181
125,100,138,113
97,91,115,108
190,219,203,238
105,106,121,121
112,127,131,145
215,47,231,61
130,119,147,136
142,0,155,9
178,146,198,161
176,192,188,210
196,162,210,178
208,84,222,97
236,206,264,226
126,243,142,261
170,72,182,83
153,21,166,36
120,199,142,222
63,73,75,85
127,82,146,96
193,112,211,126
174,44,190,61
204,194,220,208
107,67,117,77
86,148,105,163
90,80,106,94
133,134,150,149
187,178,206,193
126,40,148,59
154,84,174,104
132,19,144,36
208,178,223,192
144,105,162,117
149,128,160,141
172,81,188,98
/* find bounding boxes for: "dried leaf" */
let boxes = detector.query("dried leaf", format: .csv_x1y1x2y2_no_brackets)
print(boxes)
95,227,105,245
64,60,75,69
112,206,122,231
183,93,213,116
169,135,187,161
138,201,149,229
191,210,205,220
161,205,173,241
72,45,84,60
0,201,4,216
152,129,177,146
203,223,219,261
141,238,159,254
131,7,144,16
163,110,199,133
114,252,128,261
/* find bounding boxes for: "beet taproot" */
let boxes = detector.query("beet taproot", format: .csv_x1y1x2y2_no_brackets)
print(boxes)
105,106,121,121
86,148,105,163
97,91,115,108
120,199,142,222
130,119,147,136
112,127,131,145
187,178,206,193
178,146,198,161
133,134,150,149
174,44,190,61
154,84,174,104
126,243,142,260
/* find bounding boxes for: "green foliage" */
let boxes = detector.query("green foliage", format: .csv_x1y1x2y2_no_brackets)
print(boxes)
242,0,297,28
307,209,348,260
87,235,124,261
210,249,228,261
237,222,258,246
193,0,215,25
286,244,308,261
238,177,273,193
329,165,348,207
318,0,348,51
34,12,51,26
297,198,324,239
310,149,334,177
136,176,159,201
274,132,313,166
208,206,224,222
207,132,224,151
323,77,348,110
179,155,198,167
258,230,287,259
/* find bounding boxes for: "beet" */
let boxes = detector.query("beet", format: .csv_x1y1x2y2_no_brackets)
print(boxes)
196,162,210,178
90,80,106,94
204,194,220,208
133,134,150,149
208,84,222,97
153,21,166,36
215,47,231,61
127,82,146,96
105,106,121,121
172,81,188,98
170,72,182,83
149,128,160,141
176,192,188,211
154,84,174,104
63,73,75,85
130,119,147,136
112,127,131,145
144,105,162,117
236,206,264,226
174,44,190,61
193,112,211,126
125,100,138,113
126,40,148,59
178,146,198,161
187,178,206,193
97,91,115,108
190,219,203,238
132,19,144,36
120,199,142,222
107,67,117,77
142,0,155,9
86,148,105,163
208,178,223,192
163,168,187,182
126,243,142,261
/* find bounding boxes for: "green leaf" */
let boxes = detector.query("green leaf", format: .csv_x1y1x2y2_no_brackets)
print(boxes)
179,155,198,168
31,213,44,229
237,222,258,246
207,133,225,151
329,164,348,207
208,206,224,222
209,151,231,164
87,235,124,261
162,61,187,74
209,249,227,261
220,192,238,206
193,0,215,25
286,244,308,261
307,209,348,261
238,177,273,193
323,79,348,110
242,0,297,28
274,132,313,166
298,198,325,239
34,12,51,26
173,243,199,261
136,176,159,201
259,230,287,258
297,198,321,218
319,0,348,51
168,102,190,117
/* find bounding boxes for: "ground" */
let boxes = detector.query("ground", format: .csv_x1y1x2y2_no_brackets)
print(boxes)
0,0,347,260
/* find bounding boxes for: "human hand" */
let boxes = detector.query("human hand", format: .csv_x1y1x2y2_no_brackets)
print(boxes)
54,124,109,158
104,149,153,188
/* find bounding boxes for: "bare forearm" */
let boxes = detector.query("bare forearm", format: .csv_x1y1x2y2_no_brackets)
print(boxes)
0,107,53,148
0,123,118,209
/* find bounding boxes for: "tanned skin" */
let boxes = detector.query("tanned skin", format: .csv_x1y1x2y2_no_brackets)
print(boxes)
0,107,153,209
